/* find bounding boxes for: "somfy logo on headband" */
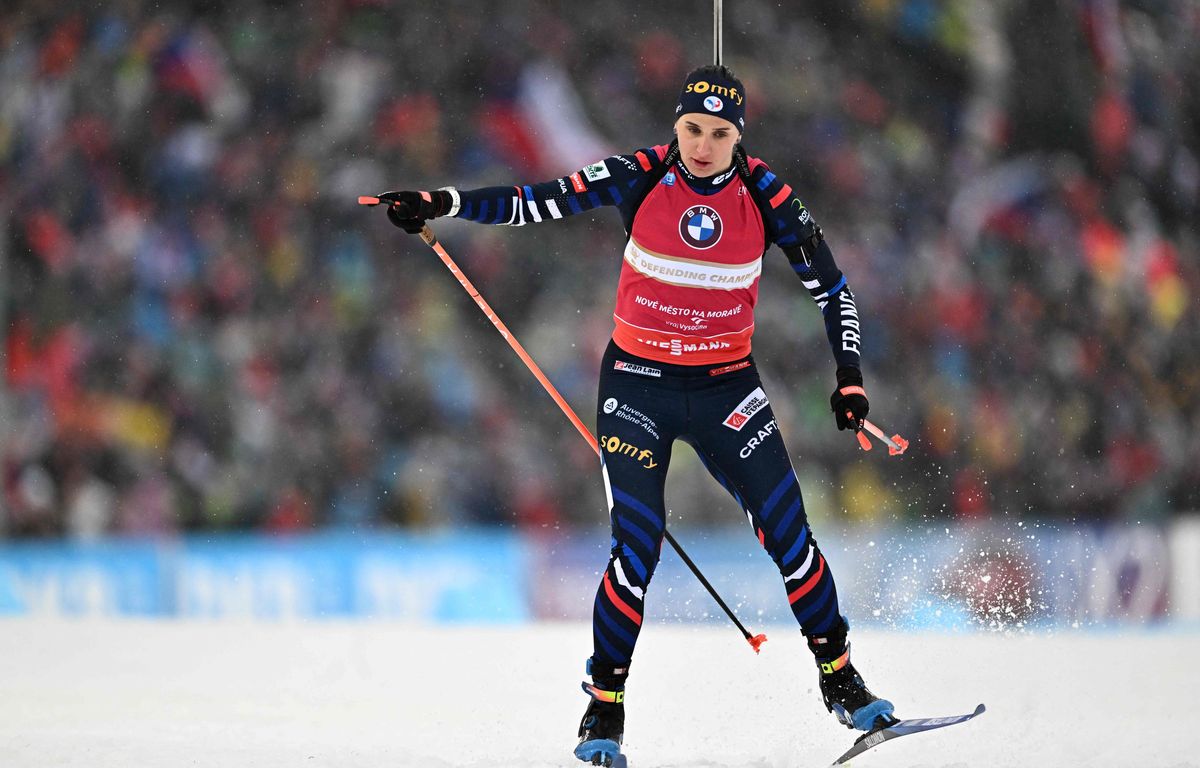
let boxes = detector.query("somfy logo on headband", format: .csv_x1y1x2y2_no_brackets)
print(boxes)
685,80,744,105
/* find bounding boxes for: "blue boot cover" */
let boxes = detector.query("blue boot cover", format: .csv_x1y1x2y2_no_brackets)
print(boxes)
575,738,621,764
851,698,896,731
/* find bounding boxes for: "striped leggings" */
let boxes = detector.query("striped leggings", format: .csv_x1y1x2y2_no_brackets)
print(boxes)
591,341,841,667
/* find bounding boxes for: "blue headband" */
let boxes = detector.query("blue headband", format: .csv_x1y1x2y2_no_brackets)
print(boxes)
675,72,746,131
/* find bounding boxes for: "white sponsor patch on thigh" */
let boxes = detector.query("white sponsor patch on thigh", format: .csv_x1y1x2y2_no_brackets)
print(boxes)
723,386,769,431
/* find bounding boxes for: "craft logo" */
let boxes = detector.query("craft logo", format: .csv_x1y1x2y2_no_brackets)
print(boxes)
614,360,662,378
722,386,769,431
739,419,778,458
703,95,724,112
678,205,723,250
684,80,744,106
603,397,619,414
612,154,641,172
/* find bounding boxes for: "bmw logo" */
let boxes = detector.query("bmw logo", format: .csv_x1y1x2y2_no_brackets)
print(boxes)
703,95,724,112
678,205,723,249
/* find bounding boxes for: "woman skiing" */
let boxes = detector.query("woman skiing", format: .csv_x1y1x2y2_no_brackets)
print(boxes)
373,65,894,766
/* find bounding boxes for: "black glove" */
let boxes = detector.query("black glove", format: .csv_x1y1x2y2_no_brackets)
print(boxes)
830,366,869,431
377,190,454,234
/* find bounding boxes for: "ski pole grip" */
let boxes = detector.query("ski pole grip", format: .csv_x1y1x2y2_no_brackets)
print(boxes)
848,411,871,450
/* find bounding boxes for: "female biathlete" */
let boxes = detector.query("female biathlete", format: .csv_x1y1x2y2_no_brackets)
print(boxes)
374,66,894,766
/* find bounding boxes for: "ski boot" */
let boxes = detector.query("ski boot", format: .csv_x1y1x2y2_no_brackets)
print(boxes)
574,658,627,767
807,617,895,731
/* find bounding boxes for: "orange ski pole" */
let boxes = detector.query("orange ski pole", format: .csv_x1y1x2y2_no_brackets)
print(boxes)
863,418,909,455
845,413,909,456
360,197,767,653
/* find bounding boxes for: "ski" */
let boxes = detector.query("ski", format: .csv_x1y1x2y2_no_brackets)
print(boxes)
829,703,986,765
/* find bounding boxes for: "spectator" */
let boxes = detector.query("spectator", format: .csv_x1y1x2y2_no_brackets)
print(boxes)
0,1,1196,538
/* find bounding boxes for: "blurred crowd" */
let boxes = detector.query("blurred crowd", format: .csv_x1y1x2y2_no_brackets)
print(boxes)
1,0,1197,539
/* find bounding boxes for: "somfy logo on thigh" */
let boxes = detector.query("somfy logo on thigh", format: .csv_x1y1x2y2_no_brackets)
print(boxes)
722,386,769,431
600,435,658,469
603,397,619,414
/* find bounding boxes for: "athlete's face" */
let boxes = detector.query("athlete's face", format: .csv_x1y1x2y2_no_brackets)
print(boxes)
674,114,741,178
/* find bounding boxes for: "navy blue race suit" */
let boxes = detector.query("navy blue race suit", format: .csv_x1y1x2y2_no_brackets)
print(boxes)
449,146,861,667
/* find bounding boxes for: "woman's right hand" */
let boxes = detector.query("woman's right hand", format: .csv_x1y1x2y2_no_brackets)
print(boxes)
376,190,454,233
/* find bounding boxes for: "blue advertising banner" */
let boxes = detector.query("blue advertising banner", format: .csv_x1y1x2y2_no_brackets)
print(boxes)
0,522,1182,627
0,531,531,622
176,531,531,621
0,539,168,616
527,521,1175,630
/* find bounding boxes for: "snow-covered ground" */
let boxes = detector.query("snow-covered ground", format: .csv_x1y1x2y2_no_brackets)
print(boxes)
1,619,1193,767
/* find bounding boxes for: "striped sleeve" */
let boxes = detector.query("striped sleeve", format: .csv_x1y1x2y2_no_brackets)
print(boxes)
749,162,863,368
454,153,652,227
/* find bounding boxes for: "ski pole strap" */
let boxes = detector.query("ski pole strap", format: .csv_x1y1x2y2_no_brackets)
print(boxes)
819,648,851,675
439,186,461,216
838,385,867,397
581,682,625,703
